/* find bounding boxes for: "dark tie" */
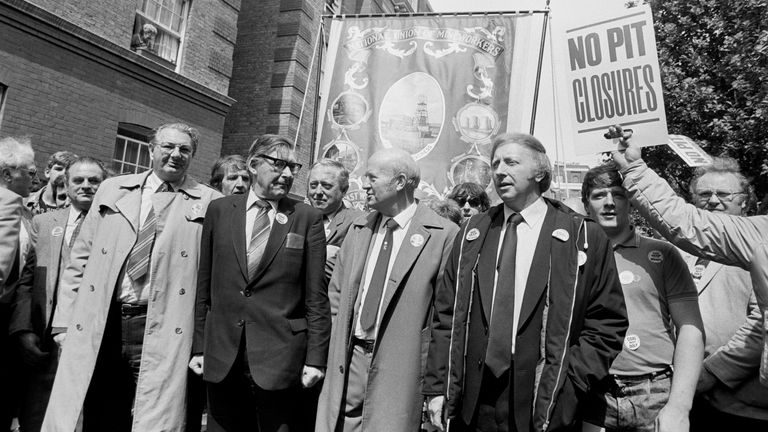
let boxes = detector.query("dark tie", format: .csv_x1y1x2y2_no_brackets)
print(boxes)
485,212,525,377
360,218,399,331
125,182,172,282
247,200,272,281
68,212,85,249
691,257,710,281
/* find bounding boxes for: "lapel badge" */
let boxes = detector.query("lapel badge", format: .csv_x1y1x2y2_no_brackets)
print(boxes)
466,228,480,241
577,250,587,267
51,226,64,237
624,334,641,351
275,213,288,225
552,228,569,242
647,250,663,264
410,233,425,247
191,203,203,214
619,270,635,285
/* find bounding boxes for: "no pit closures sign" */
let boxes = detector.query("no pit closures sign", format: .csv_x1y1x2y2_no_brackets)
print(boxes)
553,5,668,155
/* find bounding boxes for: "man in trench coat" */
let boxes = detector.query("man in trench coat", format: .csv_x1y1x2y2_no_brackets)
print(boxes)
42,123,221,432
316,149,458,432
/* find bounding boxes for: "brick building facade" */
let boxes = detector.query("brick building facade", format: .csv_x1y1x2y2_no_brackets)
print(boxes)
0,0,239,181
221,0,431,195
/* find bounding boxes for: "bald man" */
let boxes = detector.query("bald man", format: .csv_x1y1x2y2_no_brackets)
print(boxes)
316,150,458,432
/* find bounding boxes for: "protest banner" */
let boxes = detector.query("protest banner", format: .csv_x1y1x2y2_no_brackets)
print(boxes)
667,135,712,167
316,14,546,207
552,5,668,156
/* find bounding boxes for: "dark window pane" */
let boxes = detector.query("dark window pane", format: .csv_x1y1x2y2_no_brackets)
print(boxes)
125,141,139,165
139,145,150,168
114,138,125,160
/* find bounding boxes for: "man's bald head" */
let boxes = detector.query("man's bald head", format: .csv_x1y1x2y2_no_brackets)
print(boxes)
363,149,420,215
367,149,420,192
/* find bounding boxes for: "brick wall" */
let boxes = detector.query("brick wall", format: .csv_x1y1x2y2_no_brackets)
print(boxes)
27,0,135,46
0,10,226,181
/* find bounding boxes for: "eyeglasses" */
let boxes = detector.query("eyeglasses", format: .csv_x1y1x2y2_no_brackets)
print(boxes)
695,189,746,202
7,166,37,178
259,154,302,174
157,143,194,157
454,197,483,208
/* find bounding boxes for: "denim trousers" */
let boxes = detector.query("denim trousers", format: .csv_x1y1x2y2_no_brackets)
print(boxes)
584,371,672,432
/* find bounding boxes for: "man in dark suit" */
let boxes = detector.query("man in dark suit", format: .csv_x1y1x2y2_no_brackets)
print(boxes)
424,133,627,432
10,157,107,431
191,134,330,432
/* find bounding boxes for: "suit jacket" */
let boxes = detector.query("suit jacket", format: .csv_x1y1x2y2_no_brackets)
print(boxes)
425,200,627,432
683,253,768,417
9,208,69,338
43,172,220,432
316,204,458,432
0,187,22,304
194,194,330,390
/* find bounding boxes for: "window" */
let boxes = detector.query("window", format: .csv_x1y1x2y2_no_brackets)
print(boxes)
0,84,7,131
132,0,190,65
113,124,152,174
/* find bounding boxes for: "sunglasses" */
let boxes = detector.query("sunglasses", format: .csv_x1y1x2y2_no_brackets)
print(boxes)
454,197,483,208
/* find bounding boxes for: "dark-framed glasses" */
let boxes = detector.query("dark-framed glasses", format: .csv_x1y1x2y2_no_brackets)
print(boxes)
695,189,746,202
259,154,302,174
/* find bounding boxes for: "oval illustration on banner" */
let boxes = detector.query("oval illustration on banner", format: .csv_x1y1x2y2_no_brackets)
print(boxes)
378,72,445,160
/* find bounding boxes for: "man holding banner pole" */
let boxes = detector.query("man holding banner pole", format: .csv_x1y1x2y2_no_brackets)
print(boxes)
611,124,768,386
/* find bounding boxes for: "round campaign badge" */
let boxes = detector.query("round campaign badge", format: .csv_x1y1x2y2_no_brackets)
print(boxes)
466,228,480,241
275,213,288,225
552,228,569,242
191,203,202,214
624,334,641,351
648,250,663,264
619,270,635,285
410,234,425,247
51,226,64,237
577,251,587,267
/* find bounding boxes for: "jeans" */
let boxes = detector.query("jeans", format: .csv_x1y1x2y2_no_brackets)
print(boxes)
584,371,672,432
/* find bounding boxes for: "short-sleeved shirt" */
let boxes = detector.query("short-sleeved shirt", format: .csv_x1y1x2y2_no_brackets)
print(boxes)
609,230,698,376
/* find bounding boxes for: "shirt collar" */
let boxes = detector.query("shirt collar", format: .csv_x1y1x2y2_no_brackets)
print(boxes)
503,197,547,228
612,227,641,249
384,202,418,230
145,171,185,193
246,189,278,212
67,206,84,224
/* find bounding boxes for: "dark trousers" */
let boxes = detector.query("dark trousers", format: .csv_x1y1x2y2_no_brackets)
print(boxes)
186,369,207,432
0,304,20,432
337,343,373,432
454,366,516,432
82,301,146,432
690,396,768,430
18,334,59,432
206,339,308,432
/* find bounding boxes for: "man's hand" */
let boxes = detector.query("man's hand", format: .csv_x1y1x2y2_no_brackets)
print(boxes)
302,365,325,388
188,355,204,376
427,395,445,431
17,332,48,367
656,403,690,432
606,125,640,169
696,367,718,394
52,332,66,351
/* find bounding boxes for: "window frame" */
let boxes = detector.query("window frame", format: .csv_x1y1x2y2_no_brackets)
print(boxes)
113,130,152,175
134,0,191,69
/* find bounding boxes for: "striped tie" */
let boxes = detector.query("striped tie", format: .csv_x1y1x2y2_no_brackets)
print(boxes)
125,182,172,282
68,212,85,249
247,200,272,281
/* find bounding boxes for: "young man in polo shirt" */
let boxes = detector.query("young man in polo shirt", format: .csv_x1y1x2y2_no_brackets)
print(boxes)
580,163,704,432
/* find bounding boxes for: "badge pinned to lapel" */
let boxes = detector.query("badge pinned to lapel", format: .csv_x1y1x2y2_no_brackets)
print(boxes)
552,228,569,242
275,213,288,225
191,203,203,214
51,227,64,237
466,228,480,241
577,251,587,267
410,234,424,247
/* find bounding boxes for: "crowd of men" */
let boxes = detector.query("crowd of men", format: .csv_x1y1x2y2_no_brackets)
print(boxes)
0,122,766,432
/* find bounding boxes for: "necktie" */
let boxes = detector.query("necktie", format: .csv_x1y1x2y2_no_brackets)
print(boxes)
360,218,399,332
247,200,272,281
125,182,172,282
68,212,85,249
485,212,525,377
692,257,710,281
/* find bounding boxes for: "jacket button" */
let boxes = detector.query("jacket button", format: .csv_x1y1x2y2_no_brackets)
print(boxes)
175,328,182,334
237,320,245,327
243,290,251,297
181,250,188,257
477,359,483,369
76,324,83,331
89,285,95,292
183,195,189,200
339,365,344,374
101,248,107,254
179,288,186,295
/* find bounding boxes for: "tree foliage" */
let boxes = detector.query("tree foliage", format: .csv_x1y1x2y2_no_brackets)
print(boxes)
639,0,768,205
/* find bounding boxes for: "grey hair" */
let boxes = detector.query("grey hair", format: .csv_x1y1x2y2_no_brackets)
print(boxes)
490,132,552,193
149,123,200,155
690,157,756,210
0,136,35,169
310,159,350,193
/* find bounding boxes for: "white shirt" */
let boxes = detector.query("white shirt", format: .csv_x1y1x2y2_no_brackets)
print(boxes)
245,189,277,241
64,207,84,248
118,173,183,304
354,202,418,339
492,197,547,354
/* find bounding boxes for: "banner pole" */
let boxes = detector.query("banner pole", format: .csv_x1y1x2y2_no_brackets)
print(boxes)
528,2,551,135
321,10,549,19
308,23,325,168
295,19,325,149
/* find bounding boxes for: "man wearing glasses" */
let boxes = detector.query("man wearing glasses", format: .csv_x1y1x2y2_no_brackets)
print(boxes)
43,123,221,432
191,134,330,431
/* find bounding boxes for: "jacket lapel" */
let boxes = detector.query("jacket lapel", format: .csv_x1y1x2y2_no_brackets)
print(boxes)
231,195,248,281
517,203,557,331
696,261,723,294
113,173,147,233
476,206,504,323
348,212,380,321
252,198,295,282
